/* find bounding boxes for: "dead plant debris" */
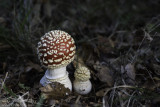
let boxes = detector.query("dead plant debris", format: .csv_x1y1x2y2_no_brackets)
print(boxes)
0,0,160,106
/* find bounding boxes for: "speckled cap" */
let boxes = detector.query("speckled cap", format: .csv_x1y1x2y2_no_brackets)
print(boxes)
74,65,91,81
37,30,76,69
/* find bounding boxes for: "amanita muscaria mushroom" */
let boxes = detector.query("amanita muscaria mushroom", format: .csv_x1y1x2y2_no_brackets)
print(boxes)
73,65,92,95
37,30,76,90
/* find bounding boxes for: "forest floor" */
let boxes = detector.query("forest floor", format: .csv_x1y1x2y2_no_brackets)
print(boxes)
0,0,160,107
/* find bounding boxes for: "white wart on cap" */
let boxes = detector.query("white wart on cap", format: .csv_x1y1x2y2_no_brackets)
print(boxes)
37,30,76,69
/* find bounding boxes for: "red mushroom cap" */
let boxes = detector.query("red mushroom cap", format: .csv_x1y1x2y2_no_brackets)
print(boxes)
37,30,76,69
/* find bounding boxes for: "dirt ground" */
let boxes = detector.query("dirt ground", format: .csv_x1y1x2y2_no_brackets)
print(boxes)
0,0,160,106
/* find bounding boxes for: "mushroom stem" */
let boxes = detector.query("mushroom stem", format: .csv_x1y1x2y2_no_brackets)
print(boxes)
73,80,92,95
40,66,72,91
46,66,67,79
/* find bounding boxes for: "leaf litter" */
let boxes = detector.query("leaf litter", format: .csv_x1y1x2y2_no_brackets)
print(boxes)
0,0,160,106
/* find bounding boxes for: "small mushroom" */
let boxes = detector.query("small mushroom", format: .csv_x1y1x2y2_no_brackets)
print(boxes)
37,30,76,91
73,65,92,95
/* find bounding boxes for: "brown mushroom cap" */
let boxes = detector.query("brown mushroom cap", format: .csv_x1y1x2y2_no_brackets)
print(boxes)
37,30,76,69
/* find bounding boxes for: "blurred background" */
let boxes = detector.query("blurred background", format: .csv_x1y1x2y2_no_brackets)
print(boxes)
0,0,160,106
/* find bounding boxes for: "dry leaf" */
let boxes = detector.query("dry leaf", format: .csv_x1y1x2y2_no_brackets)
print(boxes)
143,79,160,90
125,63,136,80
2,62,7,71
25,61,43,72
0,17,6,24
153,64,160,75
40,82,71,99
96,88,107,96
97,35,115,53
97,67,113,86
145,32,153,42
0,43,11,51
0,99,8,106
93,61,113,86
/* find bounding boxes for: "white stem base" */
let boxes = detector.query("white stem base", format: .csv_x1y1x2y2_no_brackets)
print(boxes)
40,67,72,91
73,80,92,95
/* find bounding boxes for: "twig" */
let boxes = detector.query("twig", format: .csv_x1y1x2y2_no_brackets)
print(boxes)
17,96,27,107
75,95,81,104
130,32,146,64
17,92,29,107
127,91,136,107
102,96,109,107
0,72,8,94
8,92,29,107
110,83,116,107
118,92,123,107
103,85,136,96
